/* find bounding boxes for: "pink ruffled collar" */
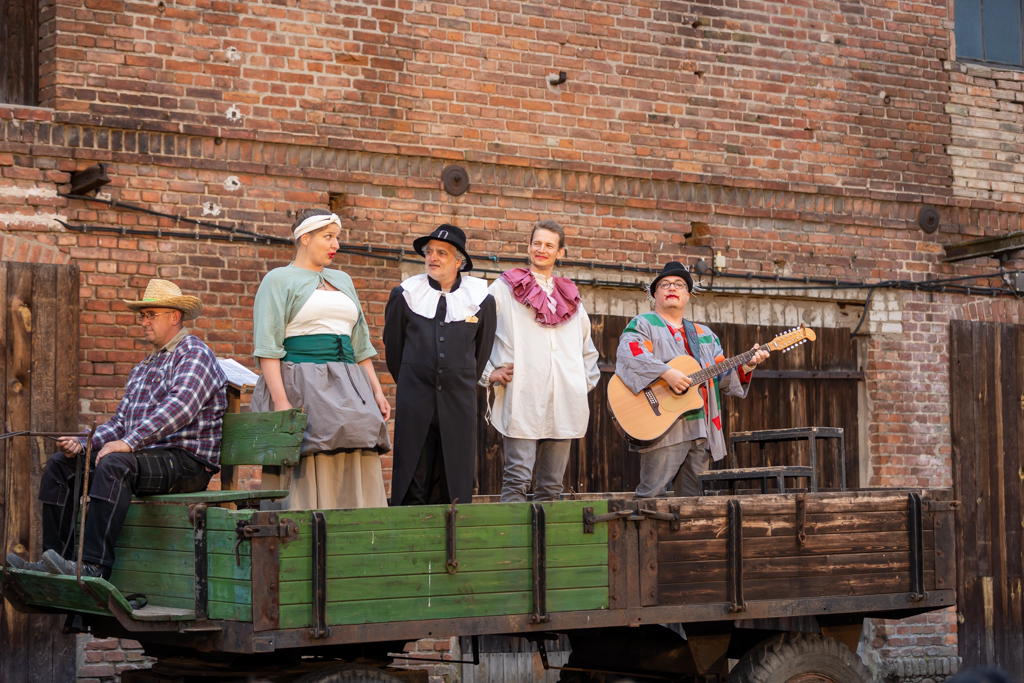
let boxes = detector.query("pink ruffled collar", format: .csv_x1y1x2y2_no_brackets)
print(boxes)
500,268,581,327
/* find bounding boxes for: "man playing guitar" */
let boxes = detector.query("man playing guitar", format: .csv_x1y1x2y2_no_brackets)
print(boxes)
614,262,770,498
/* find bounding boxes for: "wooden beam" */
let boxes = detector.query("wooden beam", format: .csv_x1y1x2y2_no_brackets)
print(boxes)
942,230,1024,263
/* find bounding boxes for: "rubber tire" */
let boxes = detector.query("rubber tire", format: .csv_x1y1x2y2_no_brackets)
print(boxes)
729,633,871,683
291,665,404,683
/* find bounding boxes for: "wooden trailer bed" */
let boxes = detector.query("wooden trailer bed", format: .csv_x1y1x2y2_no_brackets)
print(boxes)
2,488,956,656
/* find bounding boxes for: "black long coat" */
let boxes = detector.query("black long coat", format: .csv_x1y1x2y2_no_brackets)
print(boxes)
383,276,497,505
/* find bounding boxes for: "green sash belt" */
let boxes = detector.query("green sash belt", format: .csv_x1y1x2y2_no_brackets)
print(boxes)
282,334,355,364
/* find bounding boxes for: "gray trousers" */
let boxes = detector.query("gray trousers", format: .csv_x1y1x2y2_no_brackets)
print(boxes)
635,439,710,499
500,437,572,503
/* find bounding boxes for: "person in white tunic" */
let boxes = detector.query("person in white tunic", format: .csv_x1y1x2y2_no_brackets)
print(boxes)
481,220,600,502
251,209,391,510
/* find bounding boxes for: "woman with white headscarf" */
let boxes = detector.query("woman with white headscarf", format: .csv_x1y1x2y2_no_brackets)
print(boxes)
250,208,390,509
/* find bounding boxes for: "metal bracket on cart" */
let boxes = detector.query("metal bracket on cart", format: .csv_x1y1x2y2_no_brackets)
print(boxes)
234,516,298,566
583,506,681,533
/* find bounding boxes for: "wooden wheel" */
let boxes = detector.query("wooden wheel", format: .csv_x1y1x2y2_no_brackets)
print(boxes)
730,633,870,683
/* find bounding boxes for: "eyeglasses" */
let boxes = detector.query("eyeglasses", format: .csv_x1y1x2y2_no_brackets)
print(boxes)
657,282,689,292
137,311,176,323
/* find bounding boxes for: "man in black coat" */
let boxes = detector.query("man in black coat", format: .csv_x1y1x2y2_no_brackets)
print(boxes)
384,225,497,505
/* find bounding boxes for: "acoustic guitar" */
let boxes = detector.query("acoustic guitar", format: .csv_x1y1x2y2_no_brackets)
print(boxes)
607,324,817,446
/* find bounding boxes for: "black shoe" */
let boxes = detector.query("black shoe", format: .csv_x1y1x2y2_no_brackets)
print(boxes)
6,552,45,572
41,549,103,578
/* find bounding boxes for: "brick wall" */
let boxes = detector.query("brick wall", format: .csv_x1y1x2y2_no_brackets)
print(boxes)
2,0,1022,678
41,0,952,194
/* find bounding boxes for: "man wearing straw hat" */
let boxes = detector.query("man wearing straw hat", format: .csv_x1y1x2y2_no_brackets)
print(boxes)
5,279,227,578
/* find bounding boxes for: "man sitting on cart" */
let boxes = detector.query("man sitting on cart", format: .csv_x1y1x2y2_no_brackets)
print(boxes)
5,279,227,579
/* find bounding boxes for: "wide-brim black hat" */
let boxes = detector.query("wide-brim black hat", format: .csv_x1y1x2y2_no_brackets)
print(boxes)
413,224,473,272
650,261,694,294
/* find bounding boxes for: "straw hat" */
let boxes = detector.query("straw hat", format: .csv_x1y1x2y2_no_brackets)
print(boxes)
123,280,203,321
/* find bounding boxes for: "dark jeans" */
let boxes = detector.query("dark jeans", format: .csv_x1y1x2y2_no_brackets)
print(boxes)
401,411,452,505
40,447,211,570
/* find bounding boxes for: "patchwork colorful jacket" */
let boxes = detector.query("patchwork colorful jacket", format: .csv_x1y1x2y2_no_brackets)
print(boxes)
615,311,751,458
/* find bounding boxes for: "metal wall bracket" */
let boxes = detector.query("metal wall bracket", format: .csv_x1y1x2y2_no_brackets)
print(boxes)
446,499,459,574
908,492,927,602
726,499,746,613
531,502,550,623
795,493,807,547
310,511,331,638
192,504,208,620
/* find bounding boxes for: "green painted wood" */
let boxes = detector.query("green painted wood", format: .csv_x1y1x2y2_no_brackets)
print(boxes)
209,544,607,584
117,526,194,552
208,578,253,605
220,409,306,467
546,587,609,613
134,594,196,611
204,500,609,532
140,489,290,504
209,530,250,558
209,522,605,558
110,548,194,577
107,569,193,601
209,553,251,581
123,504,193,528
209,600,252,621
3,570,132,617
278,565,608,606
279,585,608,629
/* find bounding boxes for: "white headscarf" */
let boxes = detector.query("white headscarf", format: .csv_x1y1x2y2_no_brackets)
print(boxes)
293,213,341,241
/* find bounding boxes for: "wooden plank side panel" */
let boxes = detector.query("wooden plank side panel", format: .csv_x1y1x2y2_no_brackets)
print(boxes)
3,263,35,683
659,571,935,605
658,530,933,562
27,266,56,683
0,266,78,683
951,320,981,664
999,324,1024,675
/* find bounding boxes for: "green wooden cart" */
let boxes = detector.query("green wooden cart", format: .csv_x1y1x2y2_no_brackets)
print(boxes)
1,410,958,683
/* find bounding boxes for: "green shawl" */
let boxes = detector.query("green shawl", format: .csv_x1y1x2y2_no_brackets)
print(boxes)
253,265,375,365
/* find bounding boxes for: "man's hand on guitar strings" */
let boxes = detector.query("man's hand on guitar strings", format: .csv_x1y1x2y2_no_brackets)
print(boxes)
742,343,771,373
660,367,693,394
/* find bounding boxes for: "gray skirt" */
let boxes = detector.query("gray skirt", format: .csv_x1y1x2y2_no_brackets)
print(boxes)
250,361,391,455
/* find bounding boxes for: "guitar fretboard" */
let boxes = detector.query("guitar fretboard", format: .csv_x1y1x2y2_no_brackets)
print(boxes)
688,347,758,385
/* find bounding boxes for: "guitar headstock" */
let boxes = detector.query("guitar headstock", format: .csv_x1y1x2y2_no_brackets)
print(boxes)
765,324,817,353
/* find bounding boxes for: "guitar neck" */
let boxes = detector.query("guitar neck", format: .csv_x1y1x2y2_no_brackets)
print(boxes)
689,347,758,385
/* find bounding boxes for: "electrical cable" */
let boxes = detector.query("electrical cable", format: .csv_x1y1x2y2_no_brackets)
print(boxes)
56,219,1021,299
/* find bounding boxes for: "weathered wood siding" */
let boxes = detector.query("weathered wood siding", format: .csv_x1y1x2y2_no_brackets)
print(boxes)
0,0,38,106
0,262,79,683
950,320,1024,676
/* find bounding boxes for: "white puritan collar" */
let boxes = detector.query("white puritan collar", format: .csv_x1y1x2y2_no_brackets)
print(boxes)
401,273,489,322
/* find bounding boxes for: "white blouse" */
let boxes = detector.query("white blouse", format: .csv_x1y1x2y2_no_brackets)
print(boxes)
481,279,601,440
285,288,360,337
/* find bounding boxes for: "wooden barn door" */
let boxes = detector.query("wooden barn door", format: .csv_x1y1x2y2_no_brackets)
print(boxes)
950,320,1024,677
715,324,861,490
475,316,861,496
0,262,80,683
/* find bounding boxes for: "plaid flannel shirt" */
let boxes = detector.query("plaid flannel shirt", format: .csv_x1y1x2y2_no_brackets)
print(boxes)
81,331,228,469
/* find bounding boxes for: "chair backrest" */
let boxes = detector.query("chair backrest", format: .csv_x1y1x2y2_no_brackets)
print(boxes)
220,409,307,467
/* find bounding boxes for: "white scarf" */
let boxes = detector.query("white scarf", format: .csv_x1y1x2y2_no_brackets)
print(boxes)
293,213,341,241
401,273,489,323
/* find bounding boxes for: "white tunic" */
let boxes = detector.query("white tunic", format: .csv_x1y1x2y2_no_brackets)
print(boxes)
284,288,359,337
481,276,601,440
